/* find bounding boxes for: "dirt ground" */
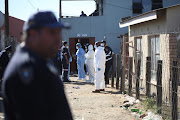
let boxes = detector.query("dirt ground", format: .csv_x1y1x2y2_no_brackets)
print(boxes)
65,76,142,120
0,76,145,120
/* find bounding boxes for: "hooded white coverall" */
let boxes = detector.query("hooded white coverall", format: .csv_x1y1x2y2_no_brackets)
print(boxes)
85,45,95,82
94,46,106,90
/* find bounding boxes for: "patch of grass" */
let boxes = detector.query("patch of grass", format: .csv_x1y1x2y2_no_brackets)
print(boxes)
143,97,170,120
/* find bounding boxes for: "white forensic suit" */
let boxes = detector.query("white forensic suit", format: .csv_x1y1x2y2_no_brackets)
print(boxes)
94,46,106,90
85,45,95,83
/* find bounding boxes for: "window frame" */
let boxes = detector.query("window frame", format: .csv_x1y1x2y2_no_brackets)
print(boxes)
135,37,143,77
149,35,160,81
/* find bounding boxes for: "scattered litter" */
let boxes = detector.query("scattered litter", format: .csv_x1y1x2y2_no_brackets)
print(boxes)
111,105,114,107
139,111,143,115
123,100,129,104
130,112,140,118
142,112,163,120
123,102,133,108
140,114,147,118
72,86,80,89
135,99,140,104
131,108,139,112
125,95,136,104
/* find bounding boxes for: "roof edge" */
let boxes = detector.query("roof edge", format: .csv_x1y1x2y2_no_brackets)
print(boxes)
119,4,180,28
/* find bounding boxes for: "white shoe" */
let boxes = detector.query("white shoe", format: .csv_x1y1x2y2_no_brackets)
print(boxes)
77,78,82,80
82,78,87,81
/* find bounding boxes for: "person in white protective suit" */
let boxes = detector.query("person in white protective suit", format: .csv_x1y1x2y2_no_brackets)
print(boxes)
92,41,106,93
85,44,95,83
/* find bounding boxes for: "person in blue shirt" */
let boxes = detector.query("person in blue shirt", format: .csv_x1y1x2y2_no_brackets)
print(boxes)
75,43,86,80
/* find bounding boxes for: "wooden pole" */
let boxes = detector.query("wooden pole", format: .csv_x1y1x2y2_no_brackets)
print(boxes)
128,57,133,96
116,54,120,89
146,57,151,97
5,0,9,47
59,0,62,48
111,54,115,88
59,0,62,19
172,61,178,120
120,36,126,93
156,60,162,114
136,59,140,99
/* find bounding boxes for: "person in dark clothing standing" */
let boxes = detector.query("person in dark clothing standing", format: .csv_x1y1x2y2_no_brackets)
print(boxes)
61,41,70,82
0,46,12,80
102,40,113,84
1,11,73,120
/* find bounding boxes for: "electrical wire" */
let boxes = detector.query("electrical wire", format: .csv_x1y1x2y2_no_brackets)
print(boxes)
27,0,37,10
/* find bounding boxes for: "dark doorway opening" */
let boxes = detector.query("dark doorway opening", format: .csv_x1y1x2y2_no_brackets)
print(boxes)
69,37,95,73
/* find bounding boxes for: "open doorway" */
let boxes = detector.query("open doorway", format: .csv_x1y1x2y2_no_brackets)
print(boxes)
69,37,95,73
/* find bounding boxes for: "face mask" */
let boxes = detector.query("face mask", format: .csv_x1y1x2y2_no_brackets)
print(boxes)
76,46,79,49
101,43,104,47
94,45,97,49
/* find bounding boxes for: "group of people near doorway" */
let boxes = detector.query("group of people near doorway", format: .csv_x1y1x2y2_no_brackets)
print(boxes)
61,40,113,93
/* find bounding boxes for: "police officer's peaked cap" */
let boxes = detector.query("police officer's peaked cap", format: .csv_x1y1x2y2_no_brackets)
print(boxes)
23,11,70,31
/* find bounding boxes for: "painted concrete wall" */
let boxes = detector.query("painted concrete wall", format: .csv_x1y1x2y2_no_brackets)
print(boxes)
0,16,24,42
61,0,132,54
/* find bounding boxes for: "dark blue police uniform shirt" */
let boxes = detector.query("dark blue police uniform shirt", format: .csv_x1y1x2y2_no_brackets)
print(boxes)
2,46,73,120
104,46,113,62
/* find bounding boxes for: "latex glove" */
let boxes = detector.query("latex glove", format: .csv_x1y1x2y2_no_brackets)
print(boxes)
98,68,101,71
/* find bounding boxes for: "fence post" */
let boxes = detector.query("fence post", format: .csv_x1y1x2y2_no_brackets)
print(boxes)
172,61,178,120
136,59,140,99
111,54,115,88
120,36,126,93
116,54,120,89
128,57,133,96
146,57,151,97
156,60,162,114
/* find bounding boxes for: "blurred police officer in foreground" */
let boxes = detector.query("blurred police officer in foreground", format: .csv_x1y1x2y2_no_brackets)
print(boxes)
2,11,73,120
0,46,12,80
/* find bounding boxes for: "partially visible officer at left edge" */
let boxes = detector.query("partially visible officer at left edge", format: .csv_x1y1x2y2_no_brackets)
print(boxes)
0,46,12,81
2,11,73,120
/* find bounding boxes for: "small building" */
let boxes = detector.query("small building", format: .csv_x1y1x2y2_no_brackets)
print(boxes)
0,14,24,50
119,4,180,102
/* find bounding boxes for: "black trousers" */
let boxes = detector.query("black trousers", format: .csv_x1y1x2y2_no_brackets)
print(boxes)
62,60,69,82
105,60,113,84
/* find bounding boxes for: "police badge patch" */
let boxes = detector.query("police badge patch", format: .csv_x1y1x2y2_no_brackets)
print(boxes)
18,65,34,85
